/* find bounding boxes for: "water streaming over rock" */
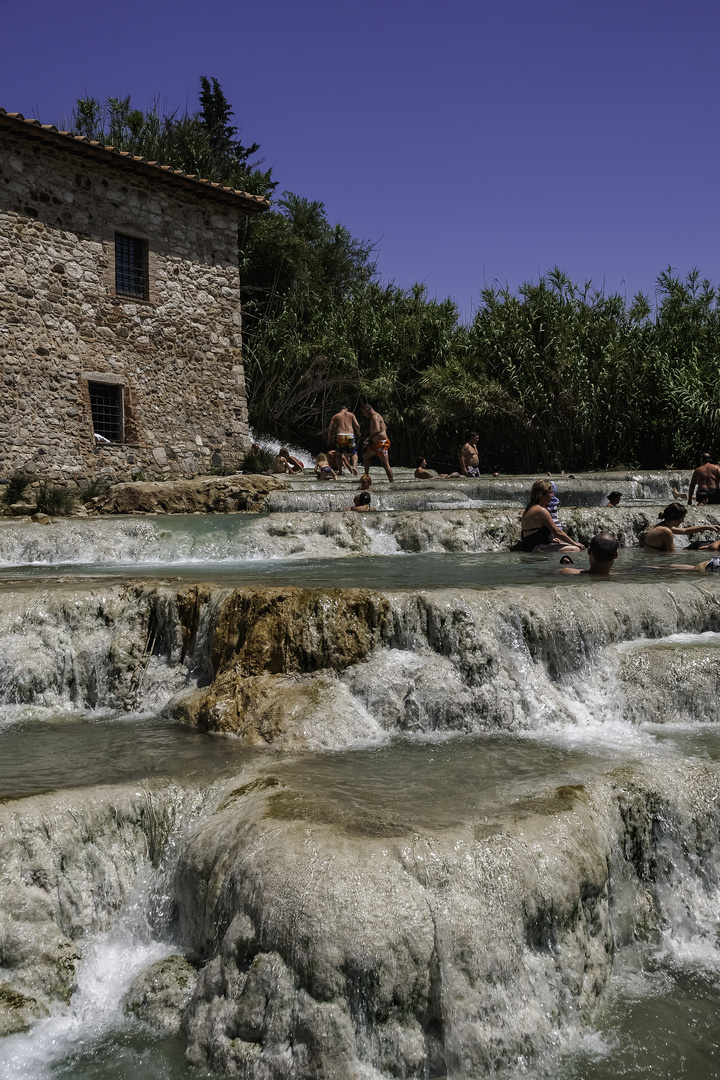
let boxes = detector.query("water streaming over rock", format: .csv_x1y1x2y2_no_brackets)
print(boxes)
2,476,720,1078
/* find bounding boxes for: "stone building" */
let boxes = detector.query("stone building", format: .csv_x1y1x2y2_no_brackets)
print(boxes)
0,108,267,481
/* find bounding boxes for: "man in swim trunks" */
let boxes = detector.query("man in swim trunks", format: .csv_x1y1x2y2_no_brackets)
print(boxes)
327,405,361,475
361,404,394,482
459,433,481,477
688,452,720,505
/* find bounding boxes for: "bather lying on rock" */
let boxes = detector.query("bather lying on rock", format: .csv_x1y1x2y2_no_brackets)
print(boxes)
654,557,720,573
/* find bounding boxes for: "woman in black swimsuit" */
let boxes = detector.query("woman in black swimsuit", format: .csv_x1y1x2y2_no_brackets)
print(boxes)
519,480,584,553
642,502,720,553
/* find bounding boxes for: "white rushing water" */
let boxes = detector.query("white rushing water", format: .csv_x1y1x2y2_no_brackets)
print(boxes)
2,479,720,1079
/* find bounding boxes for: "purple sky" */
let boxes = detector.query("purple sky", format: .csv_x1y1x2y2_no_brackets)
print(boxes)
2,0,719,319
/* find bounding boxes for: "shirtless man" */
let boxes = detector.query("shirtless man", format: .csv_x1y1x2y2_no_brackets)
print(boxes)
558,533,618,576
688,452,720,504
327,405,361,475
459,433,480,477
361,404,394,482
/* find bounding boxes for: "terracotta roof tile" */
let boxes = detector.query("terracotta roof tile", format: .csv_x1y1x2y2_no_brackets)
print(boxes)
0,107,268,213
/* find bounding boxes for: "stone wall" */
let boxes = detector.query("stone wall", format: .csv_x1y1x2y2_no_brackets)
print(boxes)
0,122,257,481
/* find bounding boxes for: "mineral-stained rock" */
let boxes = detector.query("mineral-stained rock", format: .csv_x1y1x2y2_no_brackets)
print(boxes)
0,783,205,1018
191,670,381,746
124,954,198,1034
209,586,390,676
180,586,391,741
174,759,720,1080
0,981,49,1036
88,474,286,515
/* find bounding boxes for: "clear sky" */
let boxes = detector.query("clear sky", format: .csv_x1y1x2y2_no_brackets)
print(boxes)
2,0,719,319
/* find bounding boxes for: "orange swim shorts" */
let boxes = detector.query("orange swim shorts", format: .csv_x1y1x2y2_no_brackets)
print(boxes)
369,439,390,458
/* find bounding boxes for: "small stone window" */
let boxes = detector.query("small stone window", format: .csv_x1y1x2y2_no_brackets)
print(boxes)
89,382,124,442
115,233,148,299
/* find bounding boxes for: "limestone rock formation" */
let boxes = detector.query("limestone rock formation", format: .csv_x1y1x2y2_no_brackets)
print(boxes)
124,954,198,1034
173,758,720,1080
0,982,49,1037
176,586,388,741
87,474,286,515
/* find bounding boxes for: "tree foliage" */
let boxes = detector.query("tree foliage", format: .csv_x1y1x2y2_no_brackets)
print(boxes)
65,80,720,471
69,78,274,197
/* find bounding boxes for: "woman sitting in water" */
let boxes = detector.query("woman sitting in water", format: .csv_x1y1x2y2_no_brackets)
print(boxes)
518,480,585,553
642,502,720,553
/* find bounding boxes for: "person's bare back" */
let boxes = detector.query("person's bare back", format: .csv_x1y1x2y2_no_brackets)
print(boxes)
361,404,393,482
327,406,360,474
688,454,720,504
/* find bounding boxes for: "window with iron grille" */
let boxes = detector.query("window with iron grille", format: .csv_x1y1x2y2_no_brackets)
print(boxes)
115,233,148,299
89,382,123,442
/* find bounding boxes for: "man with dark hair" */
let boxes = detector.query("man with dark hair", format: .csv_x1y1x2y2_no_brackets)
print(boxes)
688,452,720,505
559,532,619,576
327,405,361,475
361,404,394,482
606,491,622,507
459,433,481,477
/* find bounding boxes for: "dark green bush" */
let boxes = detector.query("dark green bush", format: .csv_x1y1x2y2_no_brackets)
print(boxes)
76,477,110,502
242,445,276,473
36,484,76,516
3,473,33,505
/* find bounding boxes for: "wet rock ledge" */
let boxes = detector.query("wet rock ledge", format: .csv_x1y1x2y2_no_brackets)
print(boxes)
86,473,286,514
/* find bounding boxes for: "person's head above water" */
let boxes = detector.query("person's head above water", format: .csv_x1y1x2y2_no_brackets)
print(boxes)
528,479,554,506
607,491,622,506
561,532,618,575
354,491,371,506
415,456,427,468
589,532,619,563
659,502,687,524
359,474,372,490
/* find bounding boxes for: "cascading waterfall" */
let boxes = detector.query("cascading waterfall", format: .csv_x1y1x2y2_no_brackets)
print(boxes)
2,472,720,1078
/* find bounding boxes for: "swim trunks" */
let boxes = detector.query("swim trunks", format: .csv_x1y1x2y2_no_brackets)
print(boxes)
336,432,356,453
466,466,480,477
705,557,720,572
696,490,720,504
369,439,390,458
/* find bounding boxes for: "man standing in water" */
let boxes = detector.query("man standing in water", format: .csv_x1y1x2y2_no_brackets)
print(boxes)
361,404,394,482
459,433,481,477
327,405,361,475
688,452,720,505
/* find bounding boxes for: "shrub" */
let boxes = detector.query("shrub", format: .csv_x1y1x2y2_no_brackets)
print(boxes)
35,483,76,516
3,472,33,505
242,444,276,473
76,477,110,502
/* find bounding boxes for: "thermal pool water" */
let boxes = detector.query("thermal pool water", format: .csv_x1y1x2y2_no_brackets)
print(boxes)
2,472,720,1079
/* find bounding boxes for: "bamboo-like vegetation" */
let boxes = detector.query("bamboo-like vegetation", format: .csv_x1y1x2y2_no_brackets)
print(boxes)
69,84,720,471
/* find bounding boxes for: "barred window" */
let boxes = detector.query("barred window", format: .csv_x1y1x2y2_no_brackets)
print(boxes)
115,233,148,299
89,382,123,442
